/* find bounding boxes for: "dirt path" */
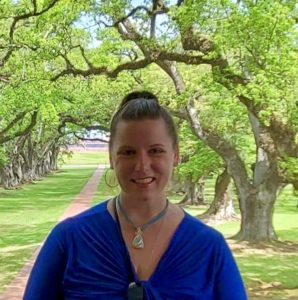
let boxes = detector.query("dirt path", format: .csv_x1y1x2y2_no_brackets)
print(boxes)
0,165,105,300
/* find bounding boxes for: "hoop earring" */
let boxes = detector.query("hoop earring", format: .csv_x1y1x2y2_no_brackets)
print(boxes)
104,168,119,188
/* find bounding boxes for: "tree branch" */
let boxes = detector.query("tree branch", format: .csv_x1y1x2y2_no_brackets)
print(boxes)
186,94,252,194
0,74,10,83
0,111,38,144
0,112,27,139
58,115,109,135
78,45,94,69
9,0,60,41
0,48,14,67
74,133,109,143
0,0,59,68
150,0,169,38
51,56,152,81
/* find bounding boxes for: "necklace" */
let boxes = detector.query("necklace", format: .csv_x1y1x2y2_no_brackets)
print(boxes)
116,196,169,249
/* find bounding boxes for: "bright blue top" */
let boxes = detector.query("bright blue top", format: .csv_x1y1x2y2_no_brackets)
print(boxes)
24,200,247,300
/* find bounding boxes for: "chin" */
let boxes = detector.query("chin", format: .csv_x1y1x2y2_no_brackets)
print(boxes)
125,189,162,200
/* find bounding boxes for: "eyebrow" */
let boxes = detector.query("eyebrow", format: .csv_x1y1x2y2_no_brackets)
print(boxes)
149,144,165,147
117,144,165,149
117,146,133,150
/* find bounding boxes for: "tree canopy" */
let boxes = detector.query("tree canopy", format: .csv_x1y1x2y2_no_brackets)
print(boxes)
0,0,297,242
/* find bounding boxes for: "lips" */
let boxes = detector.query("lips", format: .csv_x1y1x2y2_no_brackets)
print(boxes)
132,177,155,184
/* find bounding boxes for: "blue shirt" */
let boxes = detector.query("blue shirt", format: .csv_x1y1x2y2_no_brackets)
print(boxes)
24,201,247,299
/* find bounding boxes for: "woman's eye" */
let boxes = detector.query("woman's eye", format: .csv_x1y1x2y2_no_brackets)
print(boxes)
150,148,164,154
118,150,134,156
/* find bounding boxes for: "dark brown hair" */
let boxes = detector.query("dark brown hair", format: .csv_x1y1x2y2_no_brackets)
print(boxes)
109,91,178,149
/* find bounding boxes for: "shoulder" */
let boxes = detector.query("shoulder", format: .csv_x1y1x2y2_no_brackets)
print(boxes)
179,213,228,253
183,213,224,240
183,214,240,265
49,200,113,241
67,199,111,222
174,213,237,270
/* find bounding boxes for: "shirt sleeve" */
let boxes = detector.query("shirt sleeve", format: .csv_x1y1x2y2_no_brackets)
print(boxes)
213,234,248,300
23,222,67,300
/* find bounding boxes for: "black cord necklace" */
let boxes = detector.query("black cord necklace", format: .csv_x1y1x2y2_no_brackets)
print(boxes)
116,195,169,249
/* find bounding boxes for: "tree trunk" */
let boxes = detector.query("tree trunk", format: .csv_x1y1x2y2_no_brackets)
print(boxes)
231,113,281,241
0,163,18,189
23,135,39,181
50,146,60,170
179,176,205,205
186,99,284,242
234,175,279,241
199,168,237,222
196,177,206,204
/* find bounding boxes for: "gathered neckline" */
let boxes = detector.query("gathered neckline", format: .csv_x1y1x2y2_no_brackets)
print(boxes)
103,199,188,283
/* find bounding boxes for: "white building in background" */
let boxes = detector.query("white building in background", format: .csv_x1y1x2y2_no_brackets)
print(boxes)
85,129,109,141
68,129,109,152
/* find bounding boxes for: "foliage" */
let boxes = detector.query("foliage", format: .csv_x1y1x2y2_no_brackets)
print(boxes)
176,121,222,182
0,0,297,240
278,156,298,184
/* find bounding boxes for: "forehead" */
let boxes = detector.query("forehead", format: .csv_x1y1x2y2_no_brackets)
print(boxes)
112,119,172,146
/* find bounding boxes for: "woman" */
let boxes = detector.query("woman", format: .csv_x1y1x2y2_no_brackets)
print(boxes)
24,91,247,299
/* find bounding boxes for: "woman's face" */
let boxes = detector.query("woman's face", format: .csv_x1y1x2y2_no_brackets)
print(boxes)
109,118,179,201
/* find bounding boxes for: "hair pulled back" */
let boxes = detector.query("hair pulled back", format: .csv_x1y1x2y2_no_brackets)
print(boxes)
109,91,178,149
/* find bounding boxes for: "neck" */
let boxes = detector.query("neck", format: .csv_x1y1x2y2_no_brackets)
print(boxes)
119,192,167,221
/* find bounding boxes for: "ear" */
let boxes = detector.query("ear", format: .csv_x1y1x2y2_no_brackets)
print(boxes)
109,151,114,169
173,145,180,166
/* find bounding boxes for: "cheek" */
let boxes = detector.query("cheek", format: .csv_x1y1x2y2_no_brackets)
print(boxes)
114,159,131,174
154,160,174,174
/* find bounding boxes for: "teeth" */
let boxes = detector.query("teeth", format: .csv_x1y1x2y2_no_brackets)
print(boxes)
134,178,153,184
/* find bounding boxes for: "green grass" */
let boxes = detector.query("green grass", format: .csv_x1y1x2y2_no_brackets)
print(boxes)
237,253,298,296
0,152,109,292
92,168,120,205
273,187,298,242
61,151,109,166
0,165,97,292
212,185,298,298
1,152,297,298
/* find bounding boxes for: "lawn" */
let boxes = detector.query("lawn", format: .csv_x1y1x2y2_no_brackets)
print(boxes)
61,151,109,166
0,155,102,292
0,152,297,299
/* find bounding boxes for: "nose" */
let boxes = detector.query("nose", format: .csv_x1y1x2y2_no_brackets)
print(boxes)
134,151,150,172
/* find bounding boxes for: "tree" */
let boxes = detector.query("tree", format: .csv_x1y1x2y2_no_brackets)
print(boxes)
176,121,221,205
0,0,138,188
199,167,238,223
1,0,297,242
42,0,297,242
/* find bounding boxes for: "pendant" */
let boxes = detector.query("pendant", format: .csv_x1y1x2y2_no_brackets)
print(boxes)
132,228,144,249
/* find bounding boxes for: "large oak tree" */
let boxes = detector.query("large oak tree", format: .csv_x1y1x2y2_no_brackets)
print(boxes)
1,0,297,242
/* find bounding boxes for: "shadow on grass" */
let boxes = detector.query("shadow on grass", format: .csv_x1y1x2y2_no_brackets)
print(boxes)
0,168,95,213
0,221,55,248
0,166,98,292
227,240,298,299
276,228,298,242
0,221,56,292
242,253,298,298
0,247,35,293
0,198,71,213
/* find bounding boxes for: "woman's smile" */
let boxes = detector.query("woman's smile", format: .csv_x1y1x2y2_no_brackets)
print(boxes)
131,177,156,185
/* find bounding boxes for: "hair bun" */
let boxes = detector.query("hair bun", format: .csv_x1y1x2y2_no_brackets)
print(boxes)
120,91,159,107
110,90,178,148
